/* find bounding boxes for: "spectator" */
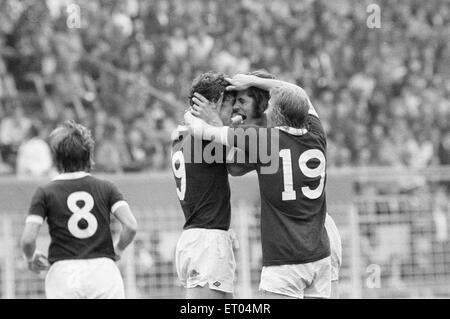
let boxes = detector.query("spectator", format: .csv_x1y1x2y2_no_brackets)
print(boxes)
0,106,31,168
16,122,53,177
124,127,152,172
438,131,450,166
0,0,448,173
0,152,12,174
95,119,130,173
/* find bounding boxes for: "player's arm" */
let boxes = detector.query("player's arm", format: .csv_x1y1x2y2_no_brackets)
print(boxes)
109,182,138,261
185,112,275,173
226,74,319,117
184,111,270,156
21,220,40,261
21,187,50,273
184,111,229,144
184,112,254,157
21,221,49,273
110,184,138,260
191,92,246,126
112,203,138,261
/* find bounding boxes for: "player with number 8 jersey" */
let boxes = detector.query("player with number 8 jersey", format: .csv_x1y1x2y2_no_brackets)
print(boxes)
20,120,138,299
28,173,127,263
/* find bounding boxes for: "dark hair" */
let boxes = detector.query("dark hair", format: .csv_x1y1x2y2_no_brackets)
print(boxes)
188,71,235,107
49,120,95,173
246,70,276,119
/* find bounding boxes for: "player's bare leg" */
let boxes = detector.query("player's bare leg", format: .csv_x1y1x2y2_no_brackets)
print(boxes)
186,286,233,299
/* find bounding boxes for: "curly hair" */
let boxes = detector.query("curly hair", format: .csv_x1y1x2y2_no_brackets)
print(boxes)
188,71,235,107
245,70,276,119
49,120,95,173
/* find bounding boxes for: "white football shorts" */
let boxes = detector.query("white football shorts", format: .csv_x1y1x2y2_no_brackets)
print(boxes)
45,257,125,299
259,256,331,299
325,213,343,281
175,228,237,293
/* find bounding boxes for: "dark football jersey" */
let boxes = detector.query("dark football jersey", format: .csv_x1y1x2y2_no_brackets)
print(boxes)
171,126,231,230
27,173,125,264
227,114,330,266
225,124,259,175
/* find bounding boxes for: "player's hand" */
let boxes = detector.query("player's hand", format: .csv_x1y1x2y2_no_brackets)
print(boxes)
225,74,257,91
114,245,124,262
27,251,50,274
191,93,223,126
228,229,240,250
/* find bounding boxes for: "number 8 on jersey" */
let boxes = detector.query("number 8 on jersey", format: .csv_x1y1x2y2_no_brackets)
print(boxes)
67,191,98,239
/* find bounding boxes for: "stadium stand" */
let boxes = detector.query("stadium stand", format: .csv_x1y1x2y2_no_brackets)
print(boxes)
0,0,449,175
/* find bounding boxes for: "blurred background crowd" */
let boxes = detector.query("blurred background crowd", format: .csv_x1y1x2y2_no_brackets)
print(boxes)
0,0,449,176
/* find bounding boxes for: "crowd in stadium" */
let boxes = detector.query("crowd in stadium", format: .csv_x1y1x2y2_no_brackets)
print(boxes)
0,0,449,176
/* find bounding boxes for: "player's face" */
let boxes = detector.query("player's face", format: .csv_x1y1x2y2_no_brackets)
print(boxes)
264,98,276,127
219,94,235,125
234,91,255,121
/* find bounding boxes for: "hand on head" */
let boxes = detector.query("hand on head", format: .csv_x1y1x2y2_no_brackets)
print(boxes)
225,74,257,91
190,92,223,126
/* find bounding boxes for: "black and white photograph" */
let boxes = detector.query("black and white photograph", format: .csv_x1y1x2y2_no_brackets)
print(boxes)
0,0,449,306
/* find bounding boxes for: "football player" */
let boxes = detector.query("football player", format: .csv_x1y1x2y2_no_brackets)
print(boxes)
20,120,138,299
185,74,332,299
171,71,239,299
193,73,343,298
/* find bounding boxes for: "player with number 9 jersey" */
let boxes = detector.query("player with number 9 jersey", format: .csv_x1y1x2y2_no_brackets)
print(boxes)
21,121,137,299
171,72,240,299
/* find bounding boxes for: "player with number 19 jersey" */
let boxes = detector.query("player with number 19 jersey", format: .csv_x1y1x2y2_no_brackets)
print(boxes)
262,114,329,265
27,172,127,264
228,114,330,266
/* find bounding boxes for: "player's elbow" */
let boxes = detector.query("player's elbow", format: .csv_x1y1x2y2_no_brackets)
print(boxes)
123,218,138,237
20,233,36,254
114,205,138,236
128,222,138,236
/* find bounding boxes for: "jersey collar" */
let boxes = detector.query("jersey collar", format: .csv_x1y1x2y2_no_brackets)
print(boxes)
275,126,308,136
52,172,91,181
